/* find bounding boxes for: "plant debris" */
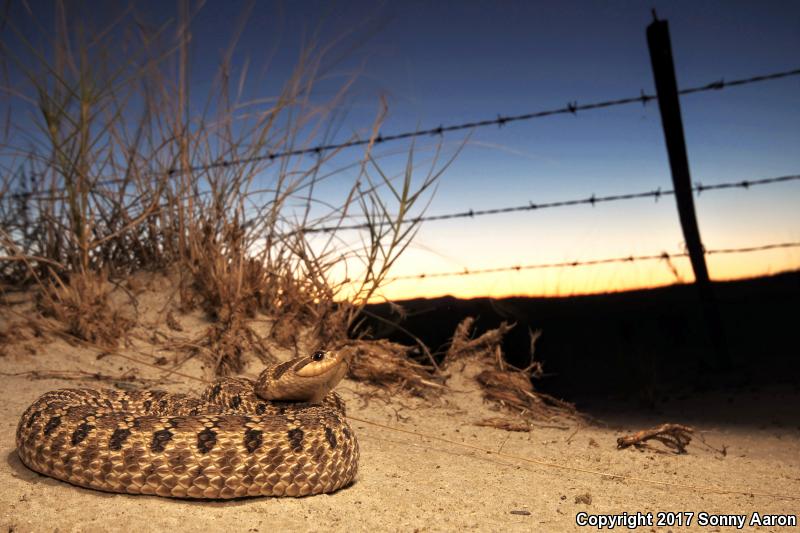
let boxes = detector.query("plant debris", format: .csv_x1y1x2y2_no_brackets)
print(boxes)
0,369,176,388
36,271,134,348
345,339,443,397
616,423,694,454
475,417,531,432
186,313,276,376
444,317,583,425
445,317,514,362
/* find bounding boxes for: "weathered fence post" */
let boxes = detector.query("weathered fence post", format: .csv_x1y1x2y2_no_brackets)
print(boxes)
646,13,729,369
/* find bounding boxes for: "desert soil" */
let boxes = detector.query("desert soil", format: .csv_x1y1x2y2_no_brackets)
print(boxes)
0,288,798,532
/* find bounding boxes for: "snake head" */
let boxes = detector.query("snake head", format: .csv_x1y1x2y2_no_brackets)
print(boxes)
255,349,349,403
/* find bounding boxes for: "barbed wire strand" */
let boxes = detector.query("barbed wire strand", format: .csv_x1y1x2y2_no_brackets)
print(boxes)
387,241,800,281
3,66,799,201
2,174,797,246
300,174,800,234
159,67,800,173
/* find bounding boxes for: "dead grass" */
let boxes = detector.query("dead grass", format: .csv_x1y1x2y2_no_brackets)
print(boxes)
444,317,583,424
188,314,275,376
446,316,515,362
473,417,532,432
0,369,178,389
0,3,453,378
617,423,694,454
36,271,134,349
345,339,444,397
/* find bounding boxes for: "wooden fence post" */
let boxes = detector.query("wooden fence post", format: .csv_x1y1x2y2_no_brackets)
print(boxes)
646,13,729,369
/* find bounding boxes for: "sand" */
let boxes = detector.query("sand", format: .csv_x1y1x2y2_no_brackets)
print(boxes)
1,290,798,532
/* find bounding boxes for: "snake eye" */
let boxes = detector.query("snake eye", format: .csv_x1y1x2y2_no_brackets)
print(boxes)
312,350,325,362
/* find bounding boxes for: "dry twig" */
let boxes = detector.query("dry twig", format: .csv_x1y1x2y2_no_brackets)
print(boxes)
0,369,177,388
616,423,694,454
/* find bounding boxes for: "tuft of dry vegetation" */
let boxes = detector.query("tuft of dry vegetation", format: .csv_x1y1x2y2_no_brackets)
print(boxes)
0,2,456,376
36,271,134,348
345,339,444,397
445,317,582,424
445,316,515,362
187,313,275,376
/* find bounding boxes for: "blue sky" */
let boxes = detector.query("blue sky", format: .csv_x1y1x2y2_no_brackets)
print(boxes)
5,1,800,298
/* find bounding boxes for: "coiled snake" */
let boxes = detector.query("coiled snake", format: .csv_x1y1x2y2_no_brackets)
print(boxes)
16,350,359,498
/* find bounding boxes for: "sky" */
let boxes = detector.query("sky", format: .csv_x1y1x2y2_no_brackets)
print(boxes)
5,1,800,300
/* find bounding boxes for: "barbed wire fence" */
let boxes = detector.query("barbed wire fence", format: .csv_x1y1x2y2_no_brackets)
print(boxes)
298,174,800,234
386,241,800,282
1,66,799,288
3,67,799,201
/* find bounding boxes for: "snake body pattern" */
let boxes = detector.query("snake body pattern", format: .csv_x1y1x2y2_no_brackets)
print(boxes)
16,350,359,498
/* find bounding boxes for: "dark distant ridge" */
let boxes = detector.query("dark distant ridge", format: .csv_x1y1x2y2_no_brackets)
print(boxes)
364,270,800,398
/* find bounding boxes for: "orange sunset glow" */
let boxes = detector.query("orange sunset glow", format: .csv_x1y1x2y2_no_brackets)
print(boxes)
332,178,800,301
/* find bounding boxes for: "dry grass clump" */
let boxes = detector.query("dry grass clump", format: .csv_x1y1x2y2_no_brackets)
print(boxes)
474,362,580,422
36,271,134,349
0,4,453,377
445,317,581,424
345,339,444,397
446,316,515,362
180,218,351,369
189,313,275,376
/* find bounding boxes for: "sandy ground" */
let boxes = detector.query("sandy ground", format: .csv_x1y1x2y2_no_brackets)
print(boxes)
0,288,798,532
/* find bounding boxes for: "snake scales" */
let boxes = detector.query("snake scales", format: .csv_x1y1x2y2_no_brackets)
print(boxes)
16,350,359,498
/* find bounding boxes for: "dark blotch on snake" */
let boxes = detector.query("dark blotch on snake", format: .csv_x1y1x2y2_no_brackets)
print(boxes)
43,416,61,436
26,410,41,428
70,423,94,445
325,427,337,449
109,428,131,451
243,429,263,453
256,403,267,414
230,395,242,409
197,427,217,454
150,429,173,452
209,383,222,400
142,400,152,412
288,428,304,452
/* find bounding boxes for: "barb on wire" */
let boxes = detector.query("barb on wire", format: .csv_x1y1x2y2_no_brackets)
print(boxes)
386,241,800,282
3,66,798,201
298,174,800,234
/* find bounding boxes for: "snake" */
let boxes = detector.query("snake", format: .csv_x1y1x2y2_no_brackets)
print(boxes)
16,349,359,498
